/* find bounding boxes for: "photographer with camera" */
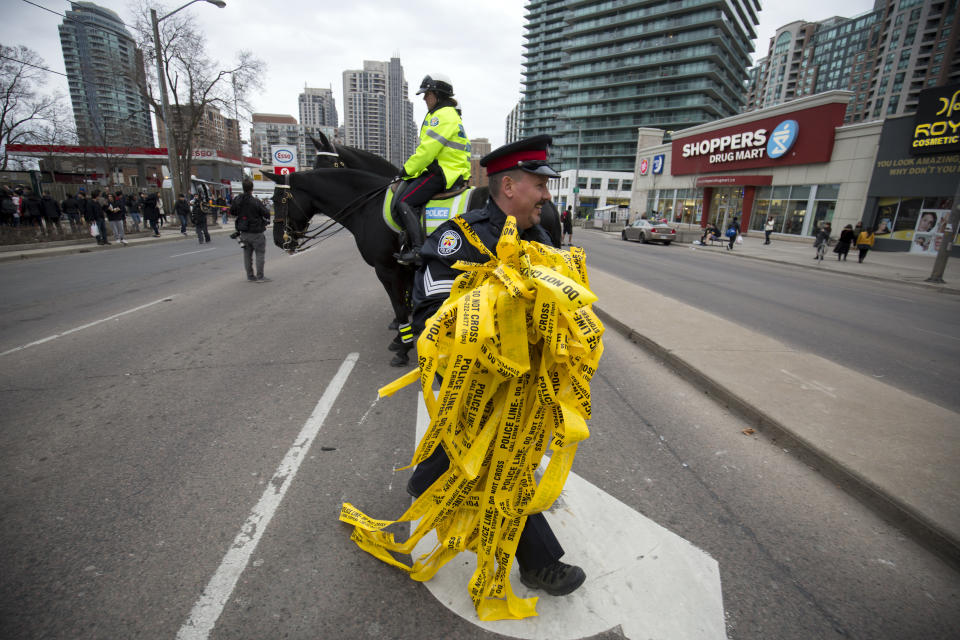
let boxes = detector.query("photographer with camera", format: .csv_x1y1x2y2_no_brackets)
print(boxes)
191,194,211,244
231,178,271,282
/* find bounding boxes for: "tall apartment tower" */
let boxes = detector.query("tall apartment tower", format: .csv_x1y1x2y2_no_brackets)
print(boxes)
521,0,760,172
505,101,522,145
746,1,958,123
58,1,154,146
299,86,338,128
250,113,300,166
342,58,415,167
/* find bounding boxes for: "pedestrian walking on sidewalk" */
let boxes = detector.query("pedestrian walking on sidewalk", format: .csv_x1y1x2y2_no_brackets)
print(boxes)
813,221,832,259
87,190,109,245
191,195,210,244
174,193,191,235
141,191,161,237
561,206,573,245
41,193,62,235
856,227,875,263
232,178,270,281
105,194,127,244
126,193,142,232
764,216,775,244
725,217,739,250
835,224,855,261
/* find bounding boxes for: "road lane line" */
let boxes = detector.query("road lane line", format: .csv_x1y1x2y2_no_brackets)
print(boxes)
176,352,359,640
170,248,216,258
0,296,175,357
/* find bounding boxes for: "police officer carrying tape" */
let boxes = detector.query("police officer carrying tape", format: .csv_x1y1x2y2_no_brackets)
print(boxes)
406,135,586,597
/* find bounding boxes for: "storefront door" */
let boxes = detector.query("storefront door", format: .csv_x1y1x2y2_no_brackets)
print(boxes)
708,187,744,229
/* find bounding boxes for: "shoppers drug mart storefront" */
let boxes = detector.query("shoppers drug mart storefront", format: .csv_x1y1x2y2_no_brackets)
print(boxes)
631,88,960,254
632,91,880,240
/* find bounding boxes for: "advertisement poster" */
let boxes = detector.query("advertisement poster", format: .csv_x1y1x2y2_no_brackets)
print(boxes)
909,209,950,255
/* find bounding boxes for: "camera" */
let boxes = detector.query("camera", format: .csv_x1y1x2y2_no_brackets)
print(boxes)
229,231,241,240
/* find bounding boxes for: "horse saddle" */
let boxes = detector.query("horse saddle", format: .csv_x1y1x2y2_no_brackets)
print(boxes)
383,186,476,236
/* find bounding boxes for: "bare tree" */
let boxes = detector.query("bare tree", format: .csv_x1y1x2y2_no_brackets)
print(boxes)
0,44,64,170
31,100,78,185
129,2,263,193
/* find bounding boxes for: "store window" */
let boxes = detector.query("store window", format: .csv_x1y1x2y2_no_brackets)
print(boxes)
784,185,810,235
890,197,921,236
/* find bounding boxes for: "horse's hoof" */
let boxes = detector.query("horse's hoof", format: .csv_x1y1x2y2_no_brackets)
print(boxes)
390,353,410,367
388,319,400,330
388,338,405,352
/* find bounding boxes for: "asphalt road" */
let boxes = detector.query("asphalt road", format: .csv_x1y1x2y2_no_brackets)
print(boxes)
1,233,958,639
574,231,960,413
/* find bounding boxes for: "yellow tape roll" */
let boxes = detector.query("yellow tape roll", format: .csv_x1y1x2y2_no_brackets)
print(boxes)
340,215,603,621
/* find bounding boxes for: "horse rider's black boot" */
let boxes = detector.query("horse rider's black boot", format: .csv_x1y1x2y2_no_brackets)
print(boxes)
396,202,424,266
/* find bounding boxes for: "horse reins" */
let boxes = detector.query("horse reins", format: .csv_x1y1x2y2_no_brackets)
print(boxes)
275,176,398,253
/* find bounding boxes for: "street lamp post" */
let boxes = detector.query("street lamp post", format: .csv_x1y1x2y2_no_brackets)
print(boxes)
150,0,226,198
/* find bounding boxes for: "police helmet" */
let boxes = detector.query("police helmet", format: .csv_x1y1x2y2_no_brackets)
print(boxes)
417,73,454,97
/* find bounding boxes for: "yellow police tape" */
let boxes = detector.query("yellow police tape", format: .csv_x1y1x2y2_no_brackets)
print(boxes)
339,216,603,621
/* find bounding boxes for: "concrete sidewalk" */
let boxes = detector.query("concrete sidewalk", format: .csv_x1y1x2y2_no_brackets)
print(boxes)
590,269,960,568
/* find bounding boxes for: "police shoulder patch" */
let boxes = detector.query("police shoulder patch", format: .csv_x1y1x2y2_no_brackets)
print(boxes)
429,117,440,127
437,229,462,256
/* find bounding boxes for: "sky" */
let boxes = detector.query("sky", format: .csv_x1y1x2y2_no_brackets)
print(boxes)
2,0,878,151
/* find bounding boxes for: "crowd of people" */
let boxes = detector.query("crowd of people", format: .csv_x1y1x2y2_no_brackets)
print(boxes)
0,186,236,246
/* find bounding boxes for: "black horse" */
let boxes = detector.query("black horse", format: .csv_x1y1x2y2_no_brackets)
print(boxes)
264,167,491,366
309,132,563,247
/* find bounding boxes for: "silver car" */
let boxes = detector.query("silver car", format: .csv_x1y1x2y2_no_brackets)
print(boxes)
621,218,676,245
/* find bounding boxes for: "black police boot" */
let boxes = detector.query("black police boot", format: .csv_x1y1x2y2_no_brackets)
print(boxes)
519,560,586,596
396,202,424,265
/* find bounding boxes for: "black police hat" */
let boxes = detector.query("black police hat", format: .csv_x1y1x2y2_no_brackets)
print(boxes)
480,135,559,178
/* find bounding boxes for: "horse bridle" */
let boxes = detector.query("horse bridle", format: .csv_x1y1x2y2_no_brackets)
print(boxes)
273,174,398,253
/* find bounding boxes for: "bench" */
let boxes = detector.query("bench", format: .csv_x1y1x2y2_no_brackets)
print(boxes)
697,236,727,247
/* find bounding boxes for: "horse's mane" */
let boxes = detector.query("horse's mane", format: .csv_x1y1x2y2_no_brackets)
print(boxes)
335,145,398,177
290,167,393,194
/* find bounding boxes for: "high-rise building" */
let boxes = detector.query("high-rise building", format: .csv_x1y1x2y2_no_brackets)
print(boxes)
521,0,760,172
343,58,415,168
58,1,154,146
505,102,522,145
250,113,300,166
468,137,492,188
299,86,338,128
157,104,241,154
745,1,958,123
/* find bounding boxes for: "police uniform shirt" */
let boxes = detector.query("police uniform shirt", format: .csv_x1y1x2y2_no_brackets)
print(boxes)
411,198,552,335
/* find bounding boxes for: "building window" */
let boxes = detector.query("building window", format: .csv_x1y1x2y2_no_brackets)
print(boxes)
590,178,601,190
621,180,632,192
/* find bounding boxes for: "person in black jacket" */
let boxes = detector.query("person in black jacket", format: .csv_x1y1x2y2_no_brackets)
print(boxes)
40,193,62,235
21,188,42,229
231,178,270,281
141,191,160,237
174,193,191,235
62,192,81,233
407,136,586,598
87,189,109,245
191,194,211,244
105,193,127,244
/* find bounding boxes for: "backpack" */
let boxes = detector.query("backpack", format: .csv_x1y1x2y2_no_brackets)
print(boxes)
725,227,737,238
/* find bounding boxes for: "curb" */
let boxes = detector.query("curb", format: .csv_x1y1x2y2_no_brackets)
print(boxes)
0,226,233,263
593,303,960,571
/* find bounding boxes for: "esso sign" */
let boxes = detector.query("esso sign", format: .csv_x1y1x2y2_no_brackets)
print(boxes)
274,150,293,163
271,145,298,170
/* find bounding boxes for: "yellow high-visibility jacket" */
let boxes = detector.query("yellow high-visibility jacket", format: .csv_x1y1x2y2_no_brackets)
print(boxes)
403,104,471,189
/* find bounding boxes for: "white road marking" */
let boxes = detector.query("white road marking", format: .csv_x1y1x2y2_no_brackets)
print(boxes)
411,393,727,639
170,248,216,257
780,369,838,398
0,297,175,357
176,352,359,640
915,326,960,342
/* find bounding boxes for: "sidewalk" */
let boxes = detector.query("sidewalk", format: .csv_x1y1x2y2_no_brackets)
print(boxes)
590,267,960,568
0,222,233,263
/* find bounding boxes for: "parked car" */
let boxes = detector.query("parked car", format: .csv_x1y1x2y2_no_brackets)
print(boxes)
621,218,676,245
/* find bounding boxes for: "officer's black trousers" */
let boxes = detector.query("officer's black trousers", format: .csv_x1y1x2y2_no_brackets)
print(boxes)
408,444,564,571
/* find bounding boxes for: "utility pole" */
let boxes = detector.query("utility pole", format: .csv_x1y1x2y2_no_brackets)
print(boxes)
151,8,180,197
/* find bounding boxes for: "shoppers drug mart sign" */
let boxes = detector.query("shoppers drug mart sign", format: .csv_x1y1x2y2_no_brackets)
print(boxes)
670,101,844,175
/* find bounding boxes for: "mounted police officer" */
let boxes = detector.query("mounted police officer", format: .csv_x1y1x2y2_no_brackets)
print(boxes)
406,135,586,597
394,73,471,265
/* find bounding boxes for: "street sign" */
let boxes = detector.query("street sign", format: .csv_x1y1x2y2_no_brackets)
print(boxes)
573,187,579,194
274,166,295,176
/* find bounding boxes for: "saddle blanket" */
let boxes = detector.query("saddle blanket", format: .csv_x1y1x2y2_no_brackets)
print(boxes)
383,187,475,235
